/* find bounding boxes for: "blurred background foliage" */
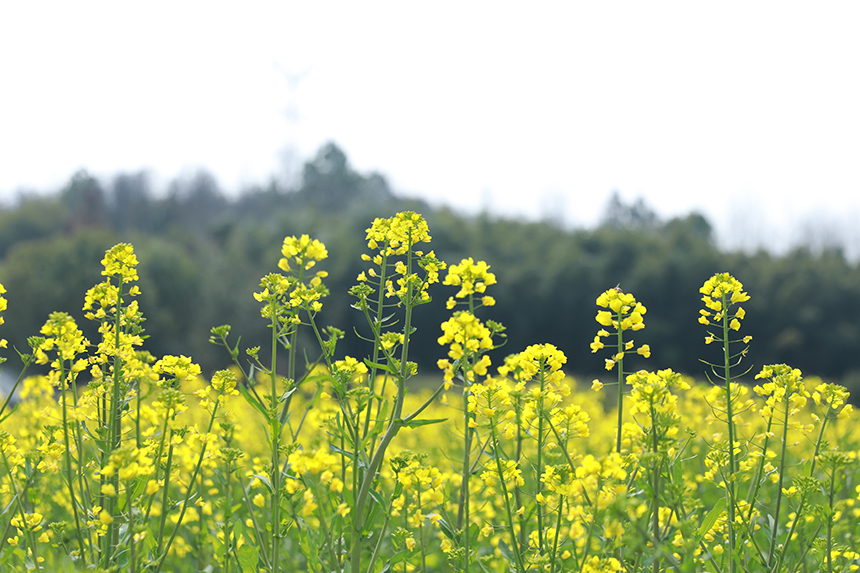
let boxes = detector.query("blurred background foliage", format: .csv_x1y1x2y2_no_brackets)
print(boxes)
1,142,858,396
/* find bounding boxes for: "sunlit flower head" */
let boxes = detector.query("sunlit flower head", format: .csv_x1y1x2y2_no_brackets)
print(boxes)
101,243,139,283
278,234,328,272
698,272,749,327
443,257,497,301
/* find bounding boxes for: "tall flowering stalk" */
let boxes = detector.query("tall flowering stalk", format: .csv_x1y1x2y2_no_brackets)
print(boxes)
698,272,750,573
83,244,147,566
214,233,329,573
347,212,447,573
469,376,527,573
591,287,650,453
771,381,852,573
626,369,689,572
437,257,501,573
33,313,90,563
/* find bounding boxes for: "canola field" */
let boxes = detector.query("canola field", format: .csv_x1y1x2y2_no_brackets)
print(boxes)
0,211,856,573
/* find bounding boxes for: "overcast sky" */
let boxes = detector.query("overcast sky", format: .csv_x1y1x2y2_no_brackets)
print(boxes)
2,2,859,254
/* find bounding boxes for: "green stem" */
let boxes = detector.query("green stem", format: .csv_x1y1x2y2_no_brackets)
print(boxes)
721,294,736,573
362,252,389,451
457,383,472,573
491,424,526,573
153,398,222,573
103,278,125,567
155,431,176,555
270,312,281,573
550,494,565,573
351,241,419,573
745,415,774,521
766,392,792,568
651,405,661,573
0,449,40,569
237,471,272,570
615,326,624,454
536,365,546,553
826,469,835,573
771,411,830,573
59,364,88,563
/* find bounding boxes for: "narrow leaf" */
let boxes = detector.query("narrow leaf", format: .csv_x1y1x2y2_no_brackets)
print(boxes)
399,417,447,429
697,497,726,540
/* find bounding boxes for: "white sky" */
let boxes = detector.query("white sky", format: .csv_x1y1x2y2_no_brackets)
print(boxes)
1,2,859,254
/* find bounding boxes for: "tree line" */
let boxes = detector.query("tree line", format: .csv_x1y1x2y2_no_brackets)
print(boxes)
1,143,858,397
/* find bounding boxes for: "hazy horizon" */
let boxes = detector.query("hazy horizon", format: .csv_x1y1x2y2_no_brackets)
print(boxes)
2,2,859,258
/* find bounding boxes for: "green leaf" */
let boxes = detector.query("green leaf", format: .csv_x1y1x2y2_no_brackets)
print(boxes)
237,544,259,573
250,474,274,495
238,383,267,418
437,516,455,540
364,359,395,375
368,488,385,507
697,498,726,541
399,417,447,429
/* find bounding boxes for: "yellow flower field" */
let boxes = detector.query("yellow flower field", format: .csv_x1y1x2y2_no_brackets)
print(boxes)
0,211,856,573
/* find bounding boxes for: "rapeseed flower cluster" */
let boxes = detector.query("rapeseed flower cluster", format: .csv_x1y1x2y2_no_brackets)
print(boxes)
627,368,689,418
436,311,493,385
754,364,810,421
357,212,445,304
34,312,89,379
812,382,853,420
591,288,649,371
698,272,753,345
255,236,330,325
278,234,328,272
443,257,497,309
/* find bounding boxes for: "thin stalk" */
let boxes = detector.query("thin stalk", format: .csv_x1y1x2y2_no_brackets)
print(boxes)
651,406,661,573
350,240,418,573
364,484,401,573
69,368,95,557
721,294,737,573
155,431,176,555
491,424,526,573
615,326,624,453
826,470,835,573
237,471,272,570
576,476,602,573
766,392,792,568
745,415,774,520
536,366,546,553
270,312,282,573
102,277,125,567
362,252,389,449
279,263,305,428
457,384,472,573
223,455,234,573
771,410,831,573
0,449,39,569
515,405,526,549
0,470,32,554
153,398,222,573
59,364,88,562
550,495,565,573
